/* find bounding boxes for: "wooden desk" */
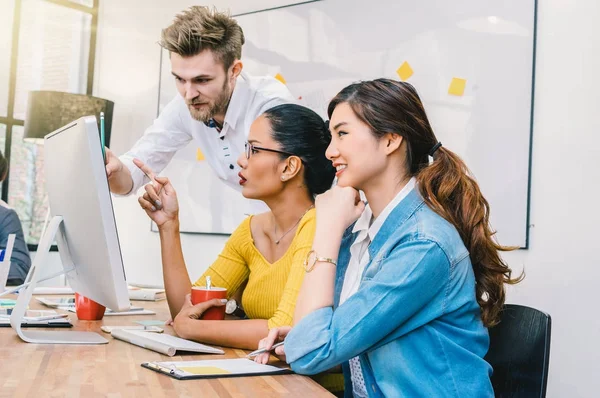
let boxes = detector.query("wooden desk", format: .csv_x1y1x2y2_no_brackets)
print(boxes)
0,297,333,397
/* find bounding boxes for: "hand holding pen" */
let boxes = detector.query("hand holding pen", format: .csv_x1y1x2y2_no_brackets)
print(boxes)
246,341,285,359
134,158,180,228
252,326,291,365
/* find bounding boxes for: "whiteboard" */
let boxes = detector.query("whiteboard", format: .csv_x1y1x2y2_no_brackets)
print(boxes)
157,0,536,247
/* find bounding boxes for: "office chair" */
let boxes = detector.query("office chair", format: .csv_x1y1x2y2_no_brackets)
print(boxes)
485,304,552,398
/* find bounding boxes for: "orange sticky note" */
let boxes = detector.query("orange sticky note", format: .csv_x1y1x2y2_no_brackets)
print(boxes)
274,73,286,85
396,62,414,81
448,77,467,96
196,148,205,161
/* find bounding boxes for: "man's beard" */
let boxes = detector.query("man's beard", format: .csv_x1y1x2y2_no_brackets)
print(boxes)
187,80,232,123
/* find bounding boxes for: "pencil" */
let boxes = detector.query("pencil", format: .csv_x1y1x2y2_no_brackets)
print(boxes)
100,112,105,161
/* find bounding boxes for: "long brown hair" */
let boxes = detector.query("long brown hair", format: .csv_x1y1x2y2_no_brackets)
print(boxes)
327,79,522,327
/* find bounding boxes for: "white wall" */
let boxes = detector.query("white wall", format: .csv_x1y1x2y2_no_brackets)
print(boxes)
86,0,599,396
501,0,600,395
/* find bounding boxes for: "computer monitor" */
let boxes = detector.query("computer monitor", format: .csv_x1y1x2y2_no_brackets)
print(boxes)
10,116,129,344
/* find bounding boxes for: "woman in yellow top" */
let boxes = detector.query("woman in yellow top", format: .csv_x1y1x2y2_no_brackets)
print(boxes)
136,104,335,350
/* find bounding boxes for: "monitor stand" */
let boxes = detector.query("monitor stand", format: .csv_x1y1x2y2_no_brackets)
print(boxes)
10,216,108,344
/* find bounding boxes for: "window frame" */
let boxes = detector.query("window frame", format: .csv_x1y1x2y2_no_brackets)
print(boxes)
0,0,99,251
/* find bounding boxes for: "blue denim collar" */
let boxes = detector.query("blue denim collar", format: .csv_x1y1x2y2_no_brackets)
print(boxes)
367,188,424,260
333,188,424,309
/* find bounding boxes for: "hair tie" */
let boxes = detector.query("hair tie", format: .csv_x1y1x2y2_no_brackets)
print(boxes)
428,142,442,157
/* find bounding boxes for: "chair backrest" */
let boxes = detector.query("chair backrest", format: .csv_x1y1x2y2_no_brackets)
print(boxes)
484,304,551,398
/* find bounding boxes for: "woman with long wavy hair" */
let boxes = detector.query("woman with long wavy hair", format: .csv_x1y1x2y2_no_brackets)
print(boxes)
254,79,522,397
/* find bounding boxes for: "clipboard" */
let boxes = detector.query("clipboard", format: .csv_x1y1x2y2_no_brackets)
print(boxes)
141,358,293,380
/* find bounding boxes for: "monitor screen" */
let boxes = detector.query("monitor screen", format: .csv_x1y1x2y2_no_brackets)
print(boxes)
44,116,129,311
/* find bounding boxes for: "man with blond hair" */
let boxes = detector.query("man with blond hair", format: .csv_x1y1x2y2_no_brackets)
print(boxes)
105,6,294,196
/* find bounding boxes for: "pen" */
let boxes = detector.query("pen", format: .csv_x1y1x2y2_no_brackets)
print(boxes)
100,112,106,161
138,169,163,209
246,341,285,358
145,362,176,375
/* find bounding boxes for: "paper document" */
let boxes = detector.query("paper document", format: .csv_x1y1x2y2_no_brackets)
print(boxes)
142,358,291,379
37,297,75,308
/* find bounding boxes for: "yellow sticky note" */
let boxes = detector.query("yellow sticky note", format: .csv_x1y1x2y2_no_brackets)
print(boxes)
274,73,286,85
196,148,205,161
396,61,414,81
448,77,467,96
179,366,231,375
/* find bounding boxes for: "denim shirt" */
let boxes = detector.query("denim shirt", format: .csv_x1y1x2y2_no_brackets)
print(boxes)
285,189,494,397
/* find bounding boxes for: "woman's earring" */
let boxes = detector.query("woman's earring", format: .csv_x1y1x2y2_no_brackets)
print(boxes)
281,176,286,181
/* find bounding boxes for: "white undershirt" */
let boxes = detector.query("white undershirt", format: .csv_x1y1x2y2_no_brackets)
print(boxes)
339,177,416,397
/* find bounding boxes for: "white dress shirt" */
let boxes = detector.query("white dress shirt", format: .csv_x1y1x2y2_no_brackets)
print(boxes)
120,71,295,194
339,177,417,398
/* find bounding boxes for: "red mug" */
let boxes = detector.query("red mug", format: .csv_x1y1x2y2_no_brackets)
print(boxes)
191,287,227,320
74,292,106,320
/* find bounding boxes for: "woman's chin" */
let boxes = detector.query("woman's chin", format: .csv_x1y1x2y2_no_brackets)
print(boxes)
335,176,355,189
241,187,257,200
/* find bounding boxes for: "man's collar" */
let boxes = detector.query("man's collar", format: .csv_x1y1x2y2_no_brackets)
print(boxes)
221,71,250,131
204,118,222,132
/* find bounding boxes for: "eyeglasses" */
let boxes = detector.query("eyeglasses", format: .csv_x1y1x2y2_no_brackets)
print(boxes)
245,141,295,160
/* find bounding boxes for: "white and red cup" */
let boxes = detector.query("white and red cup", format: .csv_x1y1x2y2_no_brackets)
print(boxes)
191,287,227,320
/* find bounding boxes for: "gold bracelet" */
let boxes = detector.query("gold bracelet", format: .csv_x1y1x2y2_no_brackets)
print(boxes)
303,250,337,273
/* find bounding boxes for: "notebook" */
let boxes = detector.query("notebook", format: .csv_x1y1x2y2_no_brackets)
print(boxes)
111,329,224,356
141,358,292,380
